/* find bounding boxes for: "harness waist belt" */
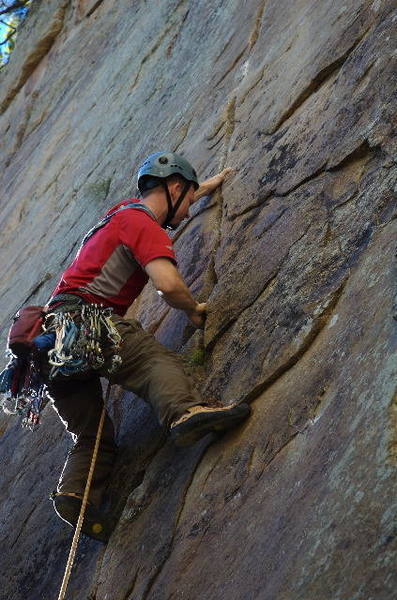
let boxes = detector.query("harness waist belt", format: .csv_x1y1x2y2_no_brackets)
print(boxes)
47,293,87,308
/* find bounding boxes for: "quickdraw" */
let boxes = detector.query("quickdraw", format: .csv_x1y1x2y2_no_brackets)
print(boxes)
46,304,122,379
0,303,122,429
0,354,46,429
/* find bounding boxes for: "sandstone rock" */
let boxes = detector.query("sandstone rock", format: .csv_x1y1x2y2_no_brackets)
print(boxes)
0,0,395,599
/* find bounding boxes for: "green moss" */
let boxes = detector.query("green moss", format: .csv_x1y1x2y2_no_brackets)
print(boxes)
187,348,206,366
85,178,111,203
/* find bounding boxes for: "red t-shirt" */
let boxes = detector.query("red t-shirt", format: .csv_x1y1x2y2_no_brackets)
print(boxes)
51,200,176,316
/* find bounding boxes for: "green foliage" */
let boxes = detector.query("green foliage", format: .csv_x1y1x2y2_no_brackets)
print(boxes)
0,0,32,67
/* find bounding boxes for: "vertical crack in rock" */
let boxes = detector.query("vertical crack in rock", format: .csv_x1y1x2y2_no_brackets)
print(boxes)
213,33,235,64
173,117,192,152
203,95,236,295
248,442,270,475
10,505,38,549
200,453,223,488
206,115,227,143
244,277,348,404
87,547,108,600
8,90,39,157
206,221,311,352
261,137,376,202
271,23,375,133
205,270,275,352
207,129,226,151
86,0,106,18
256,432,300,480
166,7,190,57
216,0,269,91
248,0,268,51
122,570,139,600
21,271,53,304
231,196,287,222
387,392,397,465
128,0,187,92
326,139,376,172
205,94,236,156
239,60,271,106
214,45,249,87
138,445,209,600
219,96,236,170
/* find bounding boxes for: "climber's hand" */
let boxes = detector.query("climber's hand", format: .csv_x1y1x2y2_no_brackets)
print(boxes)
216,167,234,183
186,302,207,329
194,168,235,201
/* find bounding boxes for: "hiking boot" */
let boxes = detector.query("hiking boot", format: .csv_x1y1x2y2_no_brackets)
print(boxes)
170,402,251,447
51,493,114,543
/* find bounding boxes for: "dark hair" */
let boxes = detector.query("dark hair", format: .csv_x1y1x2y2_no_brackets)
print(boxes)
139,174,189,197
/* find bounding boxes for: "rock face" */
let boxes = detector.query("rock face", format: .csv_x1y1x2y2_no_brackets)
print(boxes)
0,1,396,599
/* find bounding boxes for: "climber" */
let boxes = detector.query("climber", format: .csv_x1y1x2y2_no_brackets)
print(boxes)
45,151,251,542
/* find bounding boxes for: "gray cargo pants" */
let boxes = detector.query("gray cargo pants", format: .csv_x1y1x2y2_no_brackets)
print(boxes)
46,317,201,507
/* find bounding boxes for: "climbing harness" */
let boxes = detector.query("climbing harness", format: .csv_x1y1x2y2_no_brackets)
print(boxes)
81,202,156,246
57,383,110,600
0,354,46,429
0,305,48,429
46,303,122,379
0,302,122,428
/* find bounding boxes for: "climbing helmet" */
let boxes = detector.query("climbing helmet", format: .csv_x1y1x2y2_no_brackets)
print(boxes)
137,151,199,193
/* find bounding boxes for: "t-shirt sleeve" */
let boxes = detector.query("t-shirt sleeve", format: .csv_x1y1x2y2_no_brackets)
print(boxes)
118,210,177,267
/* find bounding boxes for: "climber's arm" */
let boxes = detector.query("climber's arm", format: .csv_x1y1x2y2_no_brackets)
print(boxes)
145,258,206,329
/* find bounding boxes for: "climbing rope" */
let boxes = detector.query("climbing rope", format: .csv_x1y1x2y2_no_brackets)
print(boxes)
57,382,111,600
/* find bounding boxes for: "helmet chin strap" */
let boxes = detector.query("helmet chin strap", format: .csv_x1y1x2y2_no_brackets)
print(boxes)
161,181,191,230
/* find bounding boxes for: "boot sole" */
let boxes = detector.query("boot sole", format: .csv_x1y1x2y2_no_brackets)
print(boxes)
170,403,251,447
53,495,113,543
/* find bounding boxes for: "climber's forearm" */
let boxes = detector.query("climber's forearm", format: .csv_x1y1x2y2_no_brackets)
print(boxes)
160,284,199,312
145,258,199,312
194,168,234,201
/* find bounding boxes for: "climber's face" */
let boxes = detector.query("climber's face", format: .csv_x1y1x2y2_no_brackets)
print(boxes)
168,182,196,226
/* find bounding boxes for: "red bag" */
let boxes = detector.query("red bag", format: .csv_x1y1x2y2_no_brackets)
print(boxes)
7,306,45,357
